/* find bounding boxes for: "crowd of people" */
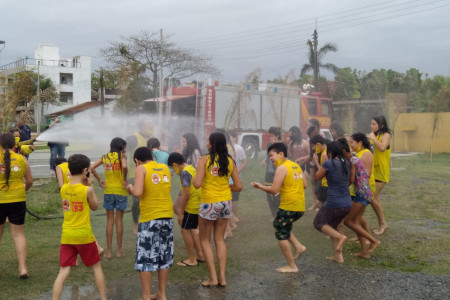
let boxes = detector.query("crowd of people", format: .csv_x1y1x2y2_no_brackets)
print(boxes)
0,115,392,300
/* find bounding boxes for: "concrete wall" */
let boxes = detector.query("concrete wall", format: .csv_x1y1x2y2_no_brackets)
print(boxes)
393,112,450,153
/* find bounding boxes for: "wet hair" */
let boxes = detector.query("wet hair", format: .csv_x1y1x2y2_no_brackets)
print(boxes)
307,125,317,137
53,157,68,169
104,137,127,173
0,133,16,187
267,142,287,157
208,132,232,177
373,115,392,135
268,126,282,140
309,118,320,129
289,126,303,145
68,154,90,175
338,138,350,153
182,133,201,161
133,147,153,163
168,152,185,166
310,135,325,146
147,138,160,149
351,132,371,149
326,141,348,176
330,122,346,140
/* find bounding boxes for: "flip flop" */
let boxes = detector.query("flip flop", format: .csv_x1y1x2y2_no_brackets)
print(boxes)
19,274,29,279
177,260,198,267
197,259,205,263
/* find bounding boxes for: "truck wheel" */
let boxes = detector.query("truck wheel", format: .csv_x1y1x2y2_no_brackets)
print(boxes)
243,139,258,160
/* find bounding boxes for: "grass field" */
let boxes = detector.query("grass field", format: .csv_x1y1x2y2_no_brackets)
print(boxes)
0,153,449,299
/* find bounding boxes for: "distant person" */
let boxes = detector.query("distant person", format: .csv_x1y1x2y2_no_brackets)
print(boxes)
52,154,106,300
366,115,392,235
47,116,69,176
252,142,307,273
193,132,242,287
308,118,326,138
168,152,204,267
126,147,173,300
306,125,320,211
313,142,352,264
147,137,169,166
91,137,128,259
311,135,329,207
0,133,33,279
126,119,154,234
180,133,202,168
329,122,348,141
16,119,31,142
10,128,34,158
286,126,310,171
54,157,70,189
261,126,284,218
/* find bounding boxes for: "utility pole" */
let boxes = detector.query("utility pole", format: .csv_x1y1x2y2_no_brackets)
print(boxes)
313,26,319,92
100,68,105,117
36,62,41,134
159,28,163,128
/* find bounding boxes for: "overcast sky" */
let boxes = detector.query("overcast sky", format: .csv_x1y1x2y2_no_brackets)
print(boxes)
1,0,449,83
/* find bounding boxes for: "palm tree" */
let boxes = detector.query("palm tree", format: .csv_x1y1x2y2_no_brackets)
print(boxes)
300,30,338,91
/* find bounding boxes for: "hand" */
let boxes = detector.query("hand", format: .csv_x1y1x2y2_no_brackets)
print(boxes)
313,153,319,164
366,132,376,141
85,175,94,186
99,180,105,189
177,214,183,226
126,183,133,194
251,181,261,189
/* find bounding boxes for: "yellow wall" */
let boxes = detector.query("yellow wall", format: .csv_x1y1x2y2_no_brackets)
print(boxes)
393,112,450,153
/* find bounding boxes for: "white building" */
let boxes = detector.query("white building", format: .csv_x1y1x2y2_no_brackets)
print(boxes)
0,44,91,119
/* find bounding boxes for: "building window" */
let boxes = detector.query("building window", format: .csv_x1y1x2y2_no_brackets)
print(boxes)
60,92,73,104
321,99,329,116
60,76,67,84
308,98,317,116
60,73,73,85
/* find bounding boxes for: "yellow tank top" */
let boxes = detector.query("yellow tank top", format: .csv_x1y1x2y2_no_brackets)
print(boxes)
0,151,27,203
356,148,376,195
139,161,173,222
373,134,391,183
60,183,95,244
128,132,148,180
279,160,305,212
59,162,72,185
201,155,233,204
320,150,328,187
103,152,127,196
182,165,201,214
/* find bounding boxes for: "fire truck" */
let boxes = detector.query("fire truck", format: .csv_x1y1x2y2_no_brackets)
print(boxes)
145,80,333,159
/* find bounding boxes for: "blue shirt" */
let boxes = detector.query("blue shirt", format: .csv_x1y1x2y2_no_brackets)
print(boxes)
152,150,169,166
323,158,352,209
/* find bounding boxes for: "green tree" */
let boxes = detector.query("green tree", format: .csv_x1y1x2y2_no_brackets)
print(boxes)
359,69,388,99
91,69,121,90
333,67,359,100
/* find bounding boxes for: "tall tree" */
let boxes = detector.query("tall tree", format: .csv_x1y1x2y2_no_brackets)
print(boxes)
91,69,120,90
100,30,220,96
300,30,338,90
333,67,359,100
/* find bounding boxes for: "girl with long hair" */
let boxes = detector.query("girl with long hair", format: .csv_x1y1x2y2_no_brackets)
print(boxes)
193,132,242,287
91,137,128,258
286,126,310,172
313,141,352,263
0,132,33,278
366,115,392,235
181,133,202,168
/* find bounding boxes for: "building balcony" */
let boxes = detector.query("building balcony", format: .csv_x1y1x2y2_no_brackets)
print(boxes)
0,58,82,72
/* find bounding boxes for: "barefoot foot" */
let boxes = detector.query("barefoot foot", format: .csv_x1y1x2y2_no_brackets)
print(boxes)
368,239,381,253
276,265,299,273
351,252,371,259
373,224,388,235
335,235,347,252
293,246,307,259
326,255,344,264
201,279,218,287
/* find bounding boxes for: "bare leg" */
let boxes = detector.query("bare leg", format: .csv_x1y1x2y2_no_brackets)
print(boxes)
91,262,106,300
190,229,204,261
177,228,198,266
52,267,71,300
289,233,306,259
105,210,114,258
321,224,346,263
150,269,168,300
139,271,152,300
371,182,388,235
213,218,229,287
198,217,218,287
344,203,379,244
116,210,124,257
276,239,299,273
10,224,28,276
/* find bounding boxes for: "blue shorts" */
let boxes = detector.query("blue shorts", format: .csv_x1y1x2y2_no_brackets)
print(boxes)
353,194,370,207
103,194,128,211
135,219,174,272
199,200,232,221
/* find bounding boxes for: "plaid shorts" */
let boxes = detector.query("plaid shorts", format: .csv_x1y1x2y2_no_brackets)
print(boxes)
135,219,174,272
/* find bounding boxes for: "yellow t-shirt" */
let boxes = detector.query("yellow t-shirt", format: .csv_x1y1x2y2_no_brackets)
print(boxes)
0,151,27,203
60,183,95,245
181,165,201,214
128,132,148,180
139,161,173,222
103,152,127,196
58,162,72,185
356,148,376,195
200,155,233,204
279,160,305,212
373,134,391,183
320,150,328,187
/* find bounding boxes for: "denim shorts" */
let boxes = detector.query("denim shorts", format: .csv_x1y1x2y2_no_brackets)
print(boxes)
353,194,370,207
103,194,128,211
199,200,232,221
135,219,174,272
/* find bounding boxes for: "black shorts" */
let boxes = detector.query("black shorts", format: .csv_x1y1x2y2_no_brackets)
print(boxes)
375,179,386,183
313,206,351,231
232,191,240,202
317,186,328,203
0,201,27,225
182,212,199,230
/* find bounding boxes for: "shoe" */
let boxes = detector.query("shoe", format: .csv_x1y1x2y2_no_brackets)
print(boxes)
177,260,198,267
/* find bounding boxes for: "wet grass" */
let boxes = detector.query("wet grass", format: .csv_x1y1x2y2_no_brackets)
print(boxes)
0,153,449,299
